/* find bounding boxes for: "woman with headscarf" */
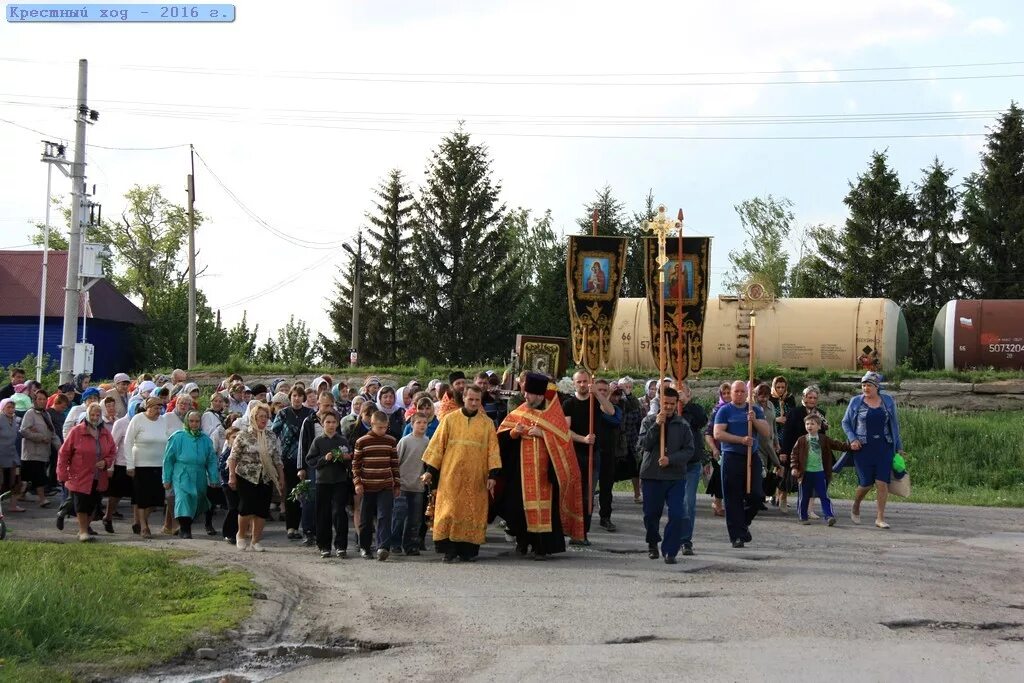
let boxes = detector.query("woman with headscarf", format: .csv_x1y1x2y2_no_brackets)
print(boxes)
703,382,732,517
0,398,25,513
163,410,219,539
227,402,286,552
753,383,782,508
842,372,903,529
20,389,61,510
376,385,405,441
125,397,170,538
71,373,91,407
57,402,115,541
127,380,158,419
167,382,201,414
339,396,366,437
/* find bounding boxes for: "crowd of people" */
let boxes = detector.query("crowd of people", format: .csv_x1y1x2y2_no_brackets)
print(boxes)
0,363,905,561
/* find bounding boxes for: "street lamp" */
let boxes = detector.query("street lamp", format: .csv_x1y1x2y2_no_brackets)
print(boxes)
38,140,70,382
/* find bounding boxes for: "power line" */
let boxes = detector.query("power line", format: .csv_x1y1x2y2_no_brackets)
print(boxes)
214,253,335,311
0,116,188,150
3,54,1022,77
191,149,352,250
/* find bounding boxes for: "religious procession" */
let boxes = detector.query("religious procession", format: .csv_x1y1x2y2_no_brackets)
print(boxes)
1,206,906,566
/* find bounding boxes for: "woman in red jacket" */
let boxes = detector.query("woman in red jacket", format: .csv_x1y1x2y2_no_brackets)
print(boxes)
57,403,116,542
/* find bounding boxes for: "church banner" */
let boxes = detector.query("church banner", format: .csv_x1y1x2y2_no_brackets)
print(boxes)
643,236,712,379
566,235,628,371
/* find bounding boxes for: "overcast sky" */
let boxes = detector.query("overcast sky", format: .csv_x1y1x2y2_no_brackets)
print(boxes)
0,0,1020,347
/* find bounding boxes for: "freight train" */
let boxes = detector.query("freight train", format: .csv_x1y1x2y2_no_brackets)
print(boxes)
608,297,1024,372
932,300,1024,371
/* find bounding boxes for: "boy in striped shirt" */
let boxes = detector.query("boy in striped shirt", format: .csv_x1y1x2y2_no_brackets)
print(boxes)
353,411,401,560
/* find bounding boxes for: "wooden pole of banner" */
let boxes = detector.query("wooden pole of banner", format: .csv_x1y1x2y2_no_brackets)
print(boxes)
588,208,598,519
675,209,685,384
644,206,680,467
746,314,757,494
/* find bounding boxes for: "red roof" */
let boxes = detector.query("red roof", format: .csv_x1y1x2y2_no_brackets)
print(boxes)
0,250,146,324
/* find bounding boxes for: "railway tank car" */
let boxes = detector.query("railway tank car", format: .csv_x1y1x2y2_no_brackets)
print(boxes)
609,297,908,372
932,300,1024,371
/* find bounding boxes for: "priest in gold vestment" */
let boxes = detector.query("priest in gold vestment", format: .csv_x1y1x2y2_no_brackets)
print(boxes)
421,385,501,562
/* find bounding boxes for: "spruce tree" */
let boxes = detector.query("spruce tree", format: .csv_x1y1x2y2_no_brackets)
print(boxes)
319,252,357,366
518,210,570,338
809,151,918,302
410,128,520,364
362,169,415,364
961,102,1024,299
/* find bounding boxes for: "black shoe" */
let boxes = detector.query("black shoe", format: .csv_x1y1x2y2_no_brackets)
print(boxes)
732,539,745,548
664,555,678,564
303,536,316,547
742,531,752,543
180,529,193,539
442,554,456,563
132,522,141,535
103,519,114,534
320,549,332,559
533,552,549,561
515,544,529,556
360,549,372,559
205,524,217,536
87,527,98,536
419,540,427,551
111,510,124,519
599,518,617,533
55,513,65,531
682,544,694,556
405,549,420,556
648,544,660,560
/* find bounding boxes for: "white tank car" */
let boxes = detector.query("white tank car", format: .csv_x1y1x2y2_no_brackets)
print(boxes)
609,297,909,372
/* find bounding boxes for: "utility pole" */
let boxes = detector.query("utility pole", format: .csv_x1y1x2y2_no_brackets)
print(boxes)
350,230,362,366
186,144,197,369
59,59,95,385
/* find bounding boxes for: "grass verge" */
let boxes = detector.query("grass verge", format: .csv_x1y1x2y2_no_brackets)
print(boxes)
0,542,253,682
615,406,1024,508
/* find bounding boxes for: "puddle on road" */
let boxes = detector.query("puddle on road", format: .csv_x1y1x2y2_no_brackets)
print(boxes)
661,591,714,599
120,639,393,683
605,635,664,645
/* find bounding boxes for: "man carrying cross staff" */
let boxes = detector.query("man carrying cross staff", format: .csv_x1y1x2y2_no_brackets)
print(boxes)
713,380,773,548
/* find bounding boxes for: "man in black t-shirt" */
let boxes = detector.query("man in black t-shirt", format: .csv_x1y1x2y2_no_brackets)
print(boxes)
562,369,616,543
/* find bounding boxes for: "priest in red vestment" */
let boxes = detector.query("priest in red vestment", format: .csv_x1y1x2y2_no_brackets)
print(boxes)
496,372,585,559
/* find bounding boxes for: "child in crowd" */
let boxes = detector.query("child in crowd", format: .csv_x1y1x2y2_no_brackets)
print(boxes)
789,413,848,526
305,411,352,559
402,397,439,439
353,411,400,561
219,426,241,542
390,413,430,556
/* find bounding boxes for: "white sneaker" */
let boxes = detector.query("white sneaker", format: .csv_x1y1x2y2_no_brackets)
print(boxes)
236,535,249,551
850,511,861,525
808,510,820,520
78,532,92,542
251,542,266,552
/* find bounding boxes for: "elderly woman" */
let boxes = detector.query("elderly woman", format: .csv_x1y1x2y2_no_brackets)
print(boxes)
842,372,903,529
163,410,219,539
125,397,170,538
0,398,24,513
19,389,62,509
57,402,116,541
754,383,783,508
227,402,285,552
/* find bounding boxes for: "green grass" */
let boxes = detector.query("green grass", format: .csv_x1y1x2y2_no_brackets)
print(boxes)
616,406,1024,508
0,542,253,682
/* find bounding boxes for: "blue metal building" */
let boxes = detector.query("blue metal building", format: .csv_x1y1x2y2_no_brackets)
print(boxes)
0,250,146,379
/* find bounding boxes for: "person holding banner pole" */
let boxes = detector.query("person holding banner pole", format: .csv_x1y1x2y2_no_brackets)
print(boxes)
714,380,772,548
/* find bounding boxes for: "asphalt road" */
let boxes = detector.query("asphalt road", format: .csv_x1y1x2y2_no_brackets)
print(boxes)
8,493,1024,682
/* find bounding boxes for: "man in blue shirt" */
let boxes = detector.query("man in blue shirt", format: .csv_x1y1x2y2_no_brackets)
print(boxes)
713,381,773,547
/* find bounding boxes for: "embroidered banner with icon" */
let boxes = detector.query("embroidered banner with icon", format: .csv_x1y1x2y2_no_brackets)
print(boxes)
566,235,628,371
643,236,712,379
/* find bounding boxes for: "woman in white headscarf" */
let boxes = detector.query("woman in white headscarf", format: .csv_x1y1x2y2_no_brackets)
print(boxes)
375,385,405,441
227,402,285,552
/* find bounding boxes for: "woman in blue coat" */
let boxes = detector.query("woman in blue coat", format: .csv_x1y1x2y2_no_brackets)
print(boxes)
163,410,219,539
841,372,904,530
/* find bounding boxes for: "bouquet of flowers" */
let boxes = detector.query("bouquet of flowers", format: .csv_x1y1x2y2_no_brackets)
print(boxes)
289,479,312,505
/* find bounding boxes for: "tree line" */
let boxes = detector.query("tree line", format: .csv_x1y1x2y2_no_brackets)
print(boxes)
725,102,1023,369
31,103,1022,371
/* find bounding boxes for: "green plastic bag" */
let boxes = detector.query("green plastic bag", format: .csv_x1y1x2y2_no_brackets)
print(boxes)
892,453,907,474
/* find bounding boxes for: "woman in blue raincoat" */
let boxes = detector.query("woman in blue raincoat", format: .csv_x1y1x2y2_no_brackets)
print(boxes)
163,410,219,539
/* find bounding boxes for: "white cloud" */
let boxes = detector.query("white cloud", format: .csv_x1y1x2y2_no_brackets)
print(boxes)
967,16,1008,35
